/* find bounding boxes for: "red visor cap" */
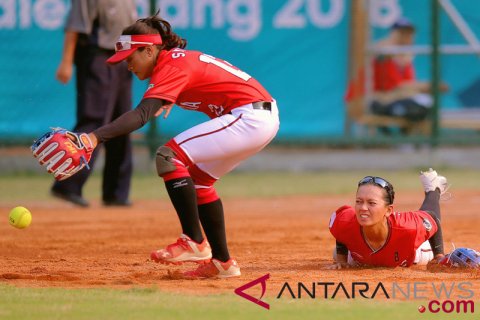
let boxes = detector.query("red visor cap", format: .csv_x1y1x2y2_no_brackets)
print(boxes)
107,34,163,65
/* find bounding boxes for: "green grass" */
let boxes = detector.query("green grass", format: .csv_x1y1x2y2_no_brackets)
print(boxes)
0,285,477,320
1,168,479,202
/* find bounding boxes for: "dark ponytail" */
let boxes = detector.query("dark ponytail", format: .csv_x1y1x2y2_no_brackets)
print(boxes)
122,11,187,50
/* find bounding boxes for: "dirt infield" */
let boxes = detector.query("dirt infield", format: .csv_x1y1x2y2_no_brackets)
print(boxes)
1,190,479,298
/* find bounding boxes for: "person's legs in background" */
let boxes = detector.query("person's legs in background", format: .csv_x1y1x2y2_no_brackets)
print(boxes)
51,46,100,207
102,61,133,206
51,49,133,207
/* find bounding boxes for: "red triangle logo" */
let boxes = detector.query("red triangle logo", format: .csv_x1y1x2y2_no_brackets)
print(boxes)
234,273,270,310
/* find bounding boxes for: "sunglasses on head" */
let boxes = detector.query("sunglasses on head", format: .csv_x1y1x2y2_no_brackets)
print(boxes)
358,176,393,204
115,41,155,52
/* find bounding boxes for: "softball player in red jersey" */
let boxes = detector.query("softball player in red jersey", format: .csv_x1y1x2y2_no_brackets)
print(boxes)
86,14,279,279
328,169,448,269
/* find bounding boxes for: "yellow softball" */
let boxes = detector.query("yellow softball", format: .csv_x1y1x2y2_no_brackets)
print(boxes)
8,206,32,229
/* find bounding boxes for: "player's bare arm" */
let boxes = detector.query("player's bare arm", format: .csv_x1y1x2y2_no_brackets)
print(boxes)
56,31,78,84
326,240,351,269
327,253,350,270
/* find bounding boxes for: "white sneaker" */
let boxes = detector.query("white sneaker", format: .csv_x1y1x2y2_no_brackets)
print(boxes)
420,168,449,194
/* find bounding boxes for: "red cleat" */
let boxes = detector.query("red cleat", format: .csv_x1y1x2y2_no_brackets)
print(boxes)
150,234,212,265
183,258,241,279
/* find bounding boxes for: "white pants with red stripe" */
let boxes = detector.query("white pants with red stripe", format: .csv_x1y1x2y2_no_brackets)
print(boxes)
413,240,434,265
173,101,280,179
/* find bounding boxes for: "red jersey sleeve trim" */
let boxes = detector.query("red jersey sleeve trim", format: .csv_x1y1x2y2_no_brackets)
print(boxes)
142,93,177,103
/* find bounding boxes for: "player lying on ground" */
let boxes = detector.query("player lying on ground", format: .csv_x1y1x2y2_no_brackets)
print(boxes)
31,12,280,279
328,169,448,269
